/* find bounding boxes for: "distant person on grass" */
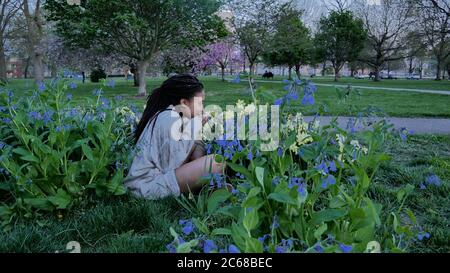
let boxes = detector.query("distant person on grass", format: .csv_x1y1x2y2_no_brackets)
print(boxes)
125,74,225,199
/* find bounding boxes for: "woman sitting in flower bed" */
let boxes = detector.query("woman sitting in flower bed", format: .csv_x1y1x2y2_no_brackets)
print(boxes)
125,74,225,199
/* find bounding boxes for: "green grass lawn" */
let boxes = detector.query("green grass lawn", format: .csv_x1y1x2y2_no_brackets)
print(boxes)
311,77,450,91
5,77,450,118
1,135,448,253
247,75,450,91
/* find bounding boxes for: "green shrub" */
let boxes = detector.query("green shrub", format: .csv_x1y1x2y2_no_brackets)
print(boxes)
90,68,107,83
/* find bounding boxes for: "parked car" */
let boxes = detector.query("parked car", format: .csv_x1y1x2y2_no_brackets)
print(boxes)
406,74,420,80
380,73,398,80
354,74,369,79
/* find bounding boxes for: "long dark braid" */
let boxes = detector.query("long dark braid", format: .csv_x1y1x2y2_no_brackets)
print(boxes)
134,74,204,144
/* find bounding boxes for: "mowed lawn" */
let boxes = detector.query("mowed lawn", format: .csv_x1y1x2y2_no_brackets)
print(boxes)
245,74,450,91
4,76,450,117
0,76,449,253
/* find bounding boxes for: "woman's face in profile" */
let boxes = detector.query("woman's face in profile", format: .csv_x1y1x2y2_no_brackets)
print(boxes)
179,90,205,118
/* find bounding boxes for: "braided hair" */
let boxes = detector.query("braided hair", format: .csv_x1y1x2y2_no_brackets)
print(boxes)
134,74,204,143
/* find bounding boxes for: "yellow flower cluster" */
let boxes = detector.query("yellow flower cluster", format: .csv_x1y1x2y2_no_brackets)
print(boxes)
335,134,369,162
336,134,346,162
350,140,368,155
115,106,139,124
283,113,314,153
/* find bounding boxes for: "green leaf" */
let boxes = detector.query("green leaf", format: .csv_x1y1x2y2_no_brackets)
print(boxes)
24,198,53,211
177,239,198,253
314,223,328,240
192,218,209,234
227,162,252,180
255,167,265,190
0,182,10,191
242,196,262,208
243,208,259,233
405,209,417,225
391,212,399,233
245,237,264,253
231,223,247,250
169,227,179,240
20,154,40,163
397,189,405,202
360,171,370,190
107,170,126,195
13,147,31,157
405,184,415,194
207,189,231,214
364,198,381,226
329,196,347,208
311,209,348,225
48,189,72,209
268,192,297,205
247,187,261,198
349,208,366,220
0,205,12,218
355,225,375,244
81,143,94,161
211,228,232,236
299,146,317,161
242,187,262,208
397,184,414,203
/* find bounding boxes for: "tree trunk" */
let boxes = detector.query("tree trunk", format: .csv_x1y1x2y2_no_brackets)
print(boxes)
321,61,326,76
446,63,450,80
408,57,414,75
50,64,57,78
24,57,30,78
288,65,292,80
419,61,424,79
128,62,139,86
0,46,6,82
374,66,381,82
32,53,44,82
137,60,149,96
436,59,442,80
249,62,255,76
221,65,225,82
334,65,340,82
23,0,44,83
295,64,301,79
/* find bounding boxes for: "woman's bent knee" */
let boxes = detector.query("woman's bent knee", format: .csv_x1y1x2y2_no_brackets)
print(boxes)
206,154,226,174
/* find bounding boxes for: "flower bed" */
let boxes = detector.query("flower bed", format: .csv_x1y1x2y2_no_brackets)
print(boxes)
167,78,421,253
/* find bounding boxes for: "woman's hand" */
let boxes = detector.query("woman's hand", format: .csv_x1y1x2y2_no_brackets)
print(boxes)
202,114,211,125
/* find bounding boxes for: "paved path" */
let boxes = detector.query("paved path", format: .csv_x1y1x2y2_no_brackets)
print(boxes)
235,78,450,95
303,116,450,135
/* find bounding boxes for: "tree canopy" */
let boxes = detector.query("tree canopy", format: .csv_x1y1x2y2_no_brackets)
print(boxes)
314,10,367,81
45,0,227,95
